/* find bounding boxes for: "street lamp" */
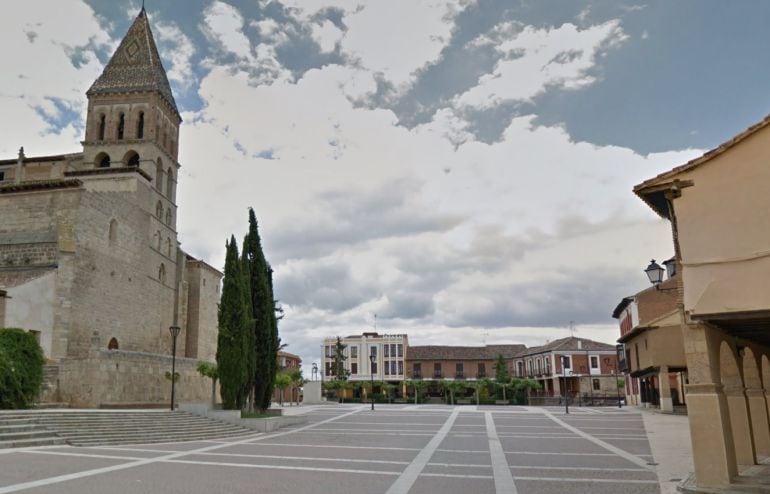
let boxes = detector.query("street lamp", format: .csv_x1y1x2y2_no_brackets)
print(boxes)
561,356,569,415
644,259,676,291
614,366,622,408
312,362,318,381
369,353,376,411
168,325,182,411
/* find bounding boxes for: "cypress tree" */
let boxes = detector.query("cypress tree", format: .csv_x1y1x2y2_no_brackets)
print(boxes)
240,235,257,410
259,265,279,410
216,236,250,409
243,208,274,411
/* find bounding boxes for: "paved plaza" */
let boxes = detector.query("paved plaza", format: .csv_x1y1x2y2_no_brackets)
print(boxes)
0,405,679,494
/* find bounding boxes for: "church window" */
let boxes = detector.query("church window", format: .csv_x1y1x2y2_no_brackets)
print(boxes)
165,208,172,225
156,201,163,219
108,219,118,246
124,151,139,167
155,230,161,250
166,238,172,257
108,338,119,350
158,263,166,283
137,112,144,139
98,114,106,140
166,167,173,198
117,113,125,140
156,158,164,191
96,152,111,168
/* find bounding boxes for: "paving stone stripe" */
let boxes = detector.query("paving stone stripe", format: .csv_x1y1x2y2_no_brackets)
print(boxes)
485,412,518,494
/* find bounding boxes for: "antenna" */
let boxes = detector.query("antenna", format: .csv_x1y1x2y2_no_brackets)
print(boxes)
481,331,489,345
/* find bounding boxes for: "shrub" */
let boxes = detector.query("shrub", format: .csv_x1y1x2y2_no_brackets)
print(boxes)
0,328,45,409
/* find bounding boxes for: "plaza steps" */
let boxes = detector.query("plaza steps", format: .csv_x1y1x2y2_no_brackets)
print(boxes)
0,410,256,448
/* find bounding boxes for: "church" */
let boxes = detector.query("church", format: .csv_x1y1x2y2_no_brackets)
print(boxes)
0,9,221,407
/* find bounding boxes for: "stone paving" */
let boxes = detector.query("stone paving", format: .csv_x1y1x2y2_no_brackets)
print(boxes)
0,405,666,494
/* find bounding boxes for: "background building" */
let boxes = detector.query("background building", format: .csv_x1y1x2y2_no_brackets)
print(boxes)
322,332,408,383
0,9,221,407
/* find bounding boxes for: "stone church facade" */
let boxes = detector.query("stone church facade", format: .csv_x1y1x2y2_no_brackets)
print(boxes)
0,9,221,407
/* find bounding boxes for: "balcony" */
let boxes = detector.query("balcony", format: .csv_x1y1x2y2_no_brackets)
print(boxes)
477,372,486,378
433,372,443,379
413,372,422,380
455,373,465,380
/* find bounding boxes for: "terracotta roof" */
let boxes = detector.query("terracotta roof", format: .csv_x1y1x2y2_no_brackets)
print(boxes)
87,9,178,116
0,179,82,194
407,344,525,360
521,337,615,356
634,113,770,217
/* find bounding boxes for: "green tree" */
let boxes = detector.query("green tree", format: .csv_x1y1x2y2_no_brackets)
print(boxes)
510,378,542,405
380,381,396,403
216,237,251,410
0,328,45,409
405,379,428,404
331,337,349,381
274,371,292,406
494,355,510,401
243,209,276,412
441,380,466,405
196,362,219,407
288,368,303,405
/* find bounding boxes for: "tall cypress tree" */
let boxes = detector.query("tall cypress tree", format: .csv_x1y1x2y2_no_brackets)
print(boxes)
240,235,257,410
259,265,279,410
243,209,274,411
216,236,250,409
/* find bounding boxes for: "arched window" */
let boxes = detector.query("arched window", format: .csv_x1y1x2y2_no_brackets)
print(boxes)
98,114,106,141
158,263,166,283
117,113,125,140
156,201,163,219
156,158,164,191
166,238,172,257
155,230,161,250
108,338,119,350
96,152,111,168
108,219,118,246
124,151,140,167
136,112,144,139
166,167,173,198
165,208,172,225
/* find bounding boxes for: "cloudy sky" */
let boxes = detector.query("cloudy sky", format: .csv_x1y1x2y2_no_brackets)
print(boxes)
3,0,769,371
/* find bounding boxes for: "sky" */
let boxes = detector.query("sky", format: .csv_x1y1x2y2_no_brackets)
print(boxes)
3,0,769,373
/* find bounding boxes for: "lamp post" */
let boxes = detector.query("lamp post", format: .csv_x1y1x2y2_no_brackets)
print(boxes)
644,260,676,291
369,353,376,411
614,366,622,408
561,356,569,415
168,325,181,411
312,362,318,382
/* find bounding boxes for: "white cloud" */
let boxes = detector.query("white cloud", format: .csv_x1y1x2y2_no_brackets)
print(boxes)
457,20,629,109
309,19,343,53
0,0,111,156
201,1,252,59
154,20,196,91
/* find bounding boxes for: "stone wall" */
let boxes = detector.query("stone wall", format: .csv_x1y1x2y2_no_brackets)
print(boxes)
52,349,217,408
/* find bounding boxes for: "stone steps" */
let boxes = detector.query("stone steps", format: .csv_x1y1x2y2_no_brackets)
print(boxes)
0,410,256,448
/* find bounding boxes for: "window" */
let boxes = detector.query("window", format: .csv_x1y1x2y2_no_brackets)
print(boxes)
527,360,532,375
478,363,485,377
137,112,144,139
96,153,111,168
370,346,377,357
165,209,172,225
155,231,161,250
398,361,403,375
371,363,377,374
456,363,464,377
517,361,524,376
350,346,358,358
117,113,125,140
544,357,551,374
0,171,4,181
325,362,332,376
166,238,172,257
593,379,601,391
166,167,174,198
536,358,541,374
391,361,397,375
108,219,118,246
156,159,164,191
413,363,421,377
385,362,390,375
351,363,357,375
98,114,106,140
434,363,441,377
156,201,163,219
158,263,166,283
590,356,599,369
384,344,389,357
397,344,403,357
127,152,139,167
390,344,396,357
108,338,119,350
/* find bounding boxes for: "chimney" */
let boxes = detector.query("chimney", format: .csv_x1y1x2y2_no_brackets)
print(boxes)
663,258,676,279
15,147,25,184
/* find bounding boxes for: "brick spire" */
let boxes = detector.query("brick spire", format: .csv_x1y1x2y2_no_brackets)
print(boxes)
87,8,178,115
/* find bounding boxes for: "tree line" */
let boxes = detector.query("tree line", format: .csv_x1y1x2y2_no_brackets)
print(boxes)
216,208,280,412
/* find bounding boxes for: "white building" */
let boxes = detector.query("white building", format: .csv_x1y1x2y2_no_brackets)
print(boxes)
322,332,408,382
